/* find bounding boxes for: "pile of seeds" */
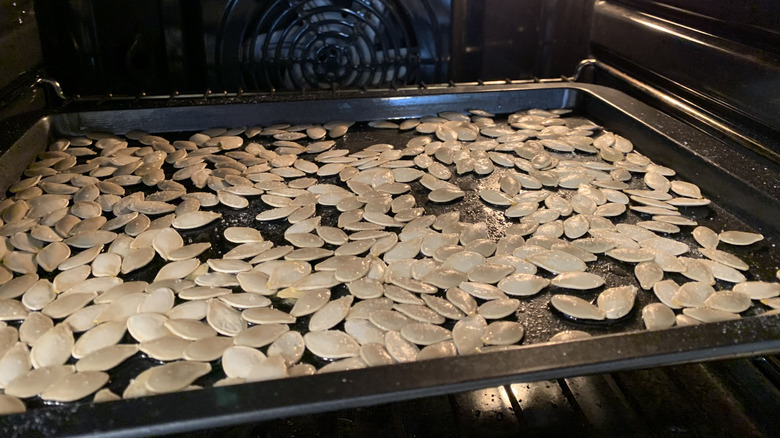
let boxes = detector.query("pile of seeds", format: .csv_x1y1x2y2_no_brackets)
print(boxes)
0,107,778,415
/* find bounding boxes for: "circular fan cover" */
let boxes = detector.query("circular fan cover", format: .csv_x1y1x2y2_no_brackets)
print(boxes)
217,0,445,90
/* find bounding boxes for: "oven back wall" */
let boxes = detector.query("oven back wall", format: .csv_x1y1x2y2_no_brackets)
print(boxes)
450,0,594,82
35,0,174,96
34,0,453,95
32,0,594,96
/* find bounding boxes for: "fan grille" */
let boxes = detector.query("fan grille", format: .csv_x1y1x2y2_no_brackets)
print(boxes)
217,0,445,90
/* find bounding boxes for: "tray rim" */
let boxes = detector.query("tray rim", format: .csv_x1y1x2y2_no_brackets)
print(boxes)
2,316,779,438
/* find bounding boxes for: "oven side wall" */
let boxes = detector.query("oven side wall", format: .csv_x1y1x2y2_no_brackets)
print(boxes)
588,0,780,158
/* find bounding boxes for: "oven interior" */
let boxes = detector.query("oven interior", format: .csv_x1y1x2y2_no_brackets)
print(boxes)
1,0,780,436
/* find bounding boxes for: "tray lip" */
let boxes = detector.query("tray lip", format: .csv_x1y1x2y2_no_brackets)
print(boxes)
52,81,597,112
47,82,599,129
1,82,779,436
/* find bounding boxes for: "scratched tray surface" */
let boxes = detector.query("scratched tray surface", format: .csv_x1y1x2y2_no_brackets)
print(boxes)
1,85,780,436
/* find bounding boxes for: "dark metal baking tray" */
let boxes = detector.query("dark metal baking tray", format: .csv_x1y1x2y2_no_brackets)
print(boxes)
1,83,779,437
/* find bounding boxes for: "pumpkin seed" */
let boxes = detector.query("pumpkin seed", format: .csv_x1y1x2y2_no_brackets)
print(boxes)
145,361,211,394
733,281,780,299
550,295,605,320
549,330,591,343
5,365,75,398
704,291,751,313
452,315,487,355
551,272,605,290
40,371,108,402
682,307,739,323
304,330,359,359
75,345,138,372
642,303,675,330
481,321,524,345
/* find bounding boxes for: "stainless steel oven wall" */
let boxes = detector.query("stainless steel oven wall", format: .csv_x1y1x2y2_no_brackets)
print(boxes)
589,0,780,158
0,0,45,120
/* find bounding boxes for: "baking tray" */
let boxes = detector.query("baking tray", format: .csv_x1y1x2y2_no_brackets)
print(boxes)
1,83,779,437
